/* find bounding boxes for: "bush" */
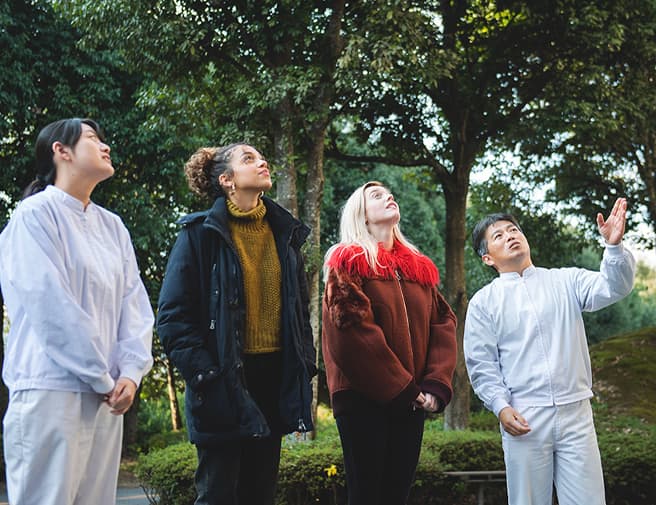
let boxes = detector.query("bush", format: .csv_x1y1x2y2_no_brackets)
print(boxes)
135,442,197,505
135,418,656,505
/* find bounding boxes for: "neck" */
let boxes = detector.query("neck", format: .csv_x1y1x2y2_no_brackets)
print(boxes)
229,191,261,212
499,258,534,275
55,179,96,209
368,224,394,250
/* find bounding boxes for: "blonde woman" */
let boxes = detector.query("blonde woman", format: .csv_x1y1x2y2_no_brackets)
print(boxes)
322,181,457,505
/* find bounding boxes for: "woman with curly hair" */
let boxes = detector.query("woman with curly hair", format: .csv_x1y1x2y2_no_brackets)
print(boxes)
322,181,458,505
157,143,316,505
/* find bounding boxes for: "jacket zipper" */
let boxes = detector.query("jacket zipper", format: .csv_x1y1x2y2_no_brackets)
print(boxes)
395,269,411,338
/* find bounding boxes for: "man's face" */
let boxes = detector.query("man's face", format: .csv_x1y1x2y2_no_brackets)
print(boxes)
482,220,532,273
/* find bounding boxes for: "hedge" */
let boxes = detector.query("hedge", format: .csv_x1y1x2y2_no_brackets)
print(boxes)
135,426,656,505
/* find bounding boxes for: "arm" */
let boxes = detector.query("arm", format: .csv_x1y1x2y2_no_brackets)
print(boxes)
156,227,218,389
463,297,511,417
419,288,457,412
115,230,154,387
576,198,636,311
322,267,420,406
296,251,318,377
2,206,115,393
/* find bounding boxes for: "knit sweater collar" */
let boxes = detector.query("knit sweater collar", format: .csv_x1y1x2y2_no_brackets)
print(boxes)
226,199,268,232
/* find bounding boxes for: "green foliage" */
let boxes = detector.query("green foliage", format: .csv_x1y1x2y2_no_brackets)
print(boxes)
590,327,656,422
599,431,656,505
135,442,197,505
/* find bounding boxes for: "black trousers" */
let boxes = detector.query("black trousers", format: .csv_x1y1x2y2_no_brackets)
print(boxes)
194,352,284,505
336,400,426,505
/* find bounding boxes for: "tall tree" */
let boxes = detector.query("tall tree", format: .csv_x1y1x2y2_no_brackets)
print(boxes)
0,0,190,449
507,0,656,246
328,0,625,428
60,0,352,431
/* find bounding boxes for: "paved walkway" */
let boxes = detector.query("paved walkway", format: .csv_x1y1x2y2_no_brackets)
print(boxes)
0,486,151,504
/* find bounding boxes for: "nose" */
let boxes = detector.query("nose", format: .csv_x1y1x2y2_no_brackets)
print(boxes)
258,157,268,168
100,141,111,154
387,193,394,201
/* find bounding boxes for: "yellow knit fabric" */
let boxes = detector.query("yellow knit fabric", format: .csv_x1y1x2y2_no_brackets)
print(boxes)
227,199,282,353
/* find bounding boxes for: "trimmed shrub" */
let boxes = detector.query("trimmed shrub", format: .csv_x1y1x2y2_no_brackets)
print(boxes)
135,442,197,505
134,423,655,505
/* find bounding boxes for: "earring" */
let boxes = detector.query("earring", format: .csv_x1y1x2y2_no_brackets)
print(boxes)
259,191,264,199
229,183,236,196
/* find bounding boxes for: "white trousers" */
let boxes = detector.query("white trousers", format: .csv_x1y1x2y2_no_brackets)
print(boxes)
501,399,605,505
3,389,123,505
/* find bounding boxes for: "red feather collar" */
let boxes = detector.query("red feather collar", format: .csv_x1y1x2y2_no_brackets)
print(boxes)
326,242,439,287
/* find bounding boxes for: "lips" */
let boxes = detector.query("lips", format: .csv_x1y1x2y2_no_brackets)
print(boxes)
259,169,270,177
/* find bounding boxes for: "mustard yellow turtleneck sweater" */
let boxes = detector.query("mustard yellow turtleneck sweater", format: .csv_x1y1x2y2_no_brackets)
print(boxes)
227,199,282,353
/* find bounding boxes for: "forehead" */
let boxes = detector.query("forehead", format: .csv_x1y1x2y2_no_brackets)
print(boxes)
233,145,259,157
364,185,389,197
485,220,517,238
80,124,96,134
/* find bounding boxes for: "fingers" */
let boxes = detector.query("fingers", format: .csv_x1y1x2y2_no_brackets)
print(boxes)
499,407,531,436
105,377,137,415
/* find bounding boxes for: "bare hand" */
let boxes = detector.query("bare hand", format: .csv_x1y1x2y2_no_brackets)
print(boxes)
105,377,137,415
419,392,439,412
499,407,531,436
413,392,426,409
597,198,627,245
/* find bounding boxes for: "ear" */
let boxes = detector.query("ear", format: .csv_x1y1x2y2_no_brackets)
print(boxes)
52,141,71,162
218,172,232,189
482,254,495,268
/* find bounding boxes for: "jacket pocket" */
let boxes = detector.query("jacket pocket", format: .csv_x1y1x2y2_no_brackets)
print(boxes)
188,371,239,434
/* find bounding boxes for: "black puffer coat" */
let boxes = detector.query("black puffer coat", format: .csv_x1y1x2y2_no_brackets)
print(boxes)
157,196,316,447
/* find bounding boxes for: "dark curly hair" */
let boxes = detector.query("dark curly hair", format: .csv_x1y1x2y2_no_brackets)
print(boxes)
184,142,247,199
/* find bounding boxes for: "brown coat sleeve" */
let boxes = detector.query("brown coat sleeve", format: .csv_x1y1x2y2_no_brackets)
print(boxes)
419,287,458,411
321,267,420,406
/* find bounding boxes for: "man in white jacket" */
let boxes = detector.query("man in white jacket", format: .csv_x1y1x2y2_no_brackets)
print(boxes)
464,198,635,505
0,118,153,505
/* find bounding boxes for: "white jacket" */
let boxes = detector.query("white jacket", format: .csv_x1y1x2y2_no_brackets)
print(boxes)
0,185,153,394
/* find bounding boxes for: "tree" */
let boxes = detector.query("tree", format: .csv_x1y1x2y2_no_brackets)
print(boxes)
328,0,627,428
60,0,355,432
0,0,191,449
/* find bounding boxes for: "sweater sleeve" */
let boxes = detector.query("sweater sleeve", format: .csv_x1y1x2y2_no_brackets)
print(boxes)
156,227,219,390
0,205,115,393
321,267,420,406
419,287,457,412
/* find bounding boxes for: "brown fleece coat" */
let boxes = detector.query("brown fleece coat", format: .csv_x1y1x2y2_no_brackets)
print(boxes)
322,242,458,416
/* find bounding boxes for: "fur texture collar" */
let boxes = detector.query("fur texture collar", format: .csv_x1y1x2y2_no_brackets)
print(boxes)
326,242,439,287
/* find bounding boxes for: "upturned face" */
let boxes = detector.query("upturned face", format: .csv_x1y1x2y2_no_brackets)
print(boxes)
482,220,532,273
364,184,400,228
224,144,272,193
65,123,114,183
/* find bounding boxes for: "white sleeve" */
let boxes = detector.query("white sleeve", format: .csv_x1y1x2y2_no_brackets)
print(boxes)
1,206,115,393
464,297,510,417
116,227,154,387
573,243,636,312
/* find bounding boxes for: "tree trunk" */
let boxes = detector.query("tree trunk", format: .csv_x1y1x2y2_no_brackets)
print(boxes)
303,127,327,439
441,178,471,430
166,360,183,431
273,96,298,216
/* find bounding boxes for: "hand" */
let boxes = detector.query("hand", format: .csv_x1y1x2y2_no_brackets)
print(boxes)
413,392,426,409
597,198,627,246
105,377,138,415
499,407,531,436
419,392,439,413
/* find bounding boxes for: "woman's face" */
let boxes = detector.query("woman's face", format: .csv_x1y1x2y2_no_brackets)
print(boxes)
64,123,114,183
224,145,272,194
364,184,400,227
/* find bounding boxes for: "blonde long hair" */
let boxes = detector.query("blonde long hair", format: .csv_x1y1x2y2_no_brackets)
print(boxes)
323,181,420,280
